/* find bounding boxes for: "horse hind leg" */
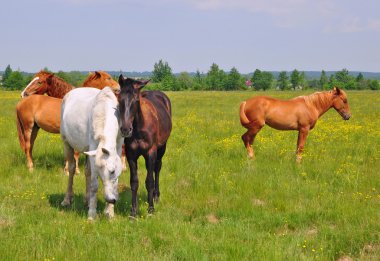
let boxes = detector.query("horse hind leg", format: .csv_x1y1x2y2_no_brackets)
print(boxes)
27,125,40,171
144,151,157,214
153,144,167,203
61,142,75,206
242,121,264,159
64,151,80,175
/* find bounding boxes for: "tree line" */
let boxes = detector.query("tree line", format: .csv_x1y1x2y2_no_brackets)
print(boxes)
1,62,379,91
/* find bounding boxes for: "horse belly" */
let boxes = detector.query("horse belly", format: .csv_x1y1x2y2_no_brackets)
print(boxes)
265,111,299,130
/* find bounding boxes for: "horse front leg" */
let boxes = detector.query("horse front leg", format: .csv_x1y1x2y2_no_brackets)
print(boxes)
145,150,157,214
88,169,98,221
61,142,75,206
84,155,91,206
296,127,310,163
127,153,139,217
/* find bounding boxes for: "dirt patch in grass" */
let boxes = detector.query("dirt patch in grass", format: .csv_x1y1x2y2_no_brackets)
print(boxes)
0,217,14,229
206,214,219,224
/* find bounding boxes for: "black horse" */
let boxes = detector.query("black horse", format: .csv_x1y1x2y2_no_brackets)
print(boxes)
118,75,172,217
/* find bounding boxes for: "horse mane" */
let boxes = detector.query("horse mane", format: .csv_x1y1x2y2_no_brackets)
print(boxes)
302,91,332,110
92,87,118,146
47,75,75,98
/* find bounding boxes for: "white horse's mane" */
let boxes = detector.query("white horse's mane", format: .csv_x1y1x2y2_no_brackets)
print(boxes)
91,87,118,146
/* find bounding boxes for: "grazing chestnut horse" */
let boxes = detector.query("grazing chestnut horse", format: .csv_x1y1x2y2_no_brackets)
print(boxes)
118,76,172,217
240,87,351,163
16,71,120,172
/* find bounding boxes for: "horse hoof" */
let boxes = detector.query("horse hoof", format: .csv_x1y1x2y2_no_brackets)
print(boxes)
104,203,115,219
61,199,71,207
61,195,73,207
153,196,160,204
128,215,137,221
148,207,155,214
75,169,80,175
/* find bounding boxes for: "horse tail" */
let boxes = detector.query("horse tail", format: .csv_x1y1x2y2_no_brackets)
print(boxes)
16,106,26,151
239,101,251,127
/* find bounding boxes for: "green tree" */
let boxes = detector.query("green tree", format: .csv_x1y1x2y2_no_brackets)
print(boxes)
224,67,244,90
328,75,337,88
319,70,328,90
290,69,300,89
277,71,289,91
355,72,367,90
2,65,12,85
193,70,204,90
176,72,193,90
251,69,262,90
255,71,273,91
206,63,225,90
4,71,25,90
369,80,380,90
152,59,172,83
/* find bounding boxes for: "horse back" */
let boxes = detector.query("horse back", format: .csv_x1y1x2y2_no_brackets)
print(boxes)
141,91,172,142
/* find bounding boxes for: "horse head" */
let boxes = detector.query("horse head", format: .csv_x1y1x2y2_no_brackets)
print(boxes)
84,145,122,204
20,71,53,98
118,75,150,138
82,71,120,93
331,87,351,120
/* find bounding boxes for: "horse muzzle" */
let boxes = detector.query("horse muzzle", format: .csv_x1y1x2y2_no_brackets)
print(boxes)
120,127,133,138
342,113,351,120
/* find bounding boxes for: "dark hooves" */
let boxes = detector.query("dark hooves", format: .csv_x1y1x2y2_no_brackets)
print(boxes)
148,206,155,214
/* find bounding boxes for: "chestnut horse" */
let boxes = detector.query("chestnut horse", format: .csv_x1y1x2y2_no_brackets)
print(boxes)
118,76,172,217
16,71,120,172
240,87,351,163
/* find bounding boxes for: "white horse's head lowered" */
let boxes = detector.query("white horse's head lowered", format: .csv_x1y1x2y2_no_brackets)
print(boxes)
84,144,122,204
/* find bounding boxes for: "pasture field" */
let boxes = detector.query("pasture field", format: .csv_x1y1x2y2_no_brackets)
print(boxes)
0,90,379,260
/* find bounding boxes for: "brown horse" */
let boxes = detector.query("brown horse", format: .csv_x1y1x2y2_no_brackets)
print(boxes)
16,71,120,172
118,76,172,217
240,87,351,163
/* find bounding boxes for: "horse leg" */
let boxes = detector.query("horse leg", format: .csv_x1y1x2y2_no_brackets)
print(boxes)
84,155,91,206
88,168,98,220
27,125,40,171
74,151,80,174
61,142,75,206
154,144,166,203
145,150,157,214
241,121,264,159
127,152,139,217
65,151,80,175
121,144,127,171
296,127,310,163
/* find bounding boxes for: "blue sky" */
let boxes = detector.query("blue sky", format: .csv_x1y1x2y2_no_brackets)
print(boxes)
1,0,379,73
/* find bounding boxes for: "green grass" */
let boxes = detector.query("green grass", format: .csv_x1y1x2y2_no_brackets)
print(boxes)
1,90,379,260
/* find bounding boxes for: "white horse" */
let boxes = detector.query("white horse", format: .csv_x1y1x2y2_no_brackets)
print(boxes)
60,87,123,220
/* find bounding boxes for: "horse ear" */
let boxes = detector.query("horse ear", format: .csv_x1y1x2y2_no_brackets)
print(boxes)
136,79,150,89
102,147,110,155
118,74,125,85
333,87,341,95
46,74,54,85
95,71,101,79
84,150,97,156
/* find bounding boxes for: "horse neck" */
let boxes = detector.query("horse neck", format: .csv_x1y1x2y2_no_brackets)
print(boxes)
133,98,146,132
306,92,334,118
95,99,119,149
47,77,74,98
